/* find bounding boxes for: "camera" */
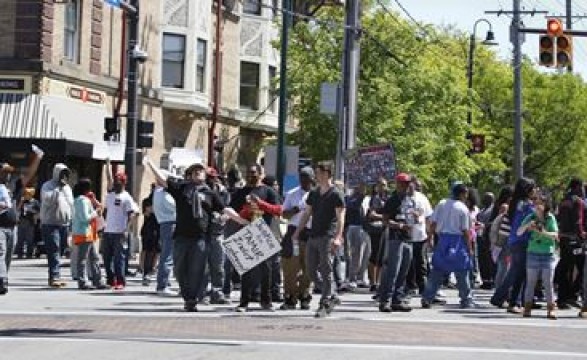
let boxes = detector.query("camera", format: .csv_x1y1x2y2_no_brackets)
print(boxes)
130,46,148,63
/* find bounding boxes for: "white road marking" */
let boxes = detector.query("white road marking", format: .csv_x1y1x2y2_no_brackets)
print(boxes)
1,336,586,357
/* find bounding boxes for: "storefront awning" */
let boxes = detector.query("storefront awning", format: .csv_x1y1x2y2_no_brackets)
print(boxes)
0,93,124,160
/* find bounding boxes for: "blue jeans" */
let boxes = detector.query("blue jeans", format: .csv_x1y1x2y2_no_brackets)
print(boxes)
491,242,527,306
201,234,226,299
102,233,127,285
494,246,510,290
156,222,175,291
42,225,68,281
377,239,412,304
423,268,472,305
174,235,209,303
0,228,12,279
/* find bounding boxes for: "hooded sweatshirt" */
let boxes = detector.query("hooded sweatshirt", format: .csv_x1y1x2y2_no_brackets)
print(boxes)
40,163,74,226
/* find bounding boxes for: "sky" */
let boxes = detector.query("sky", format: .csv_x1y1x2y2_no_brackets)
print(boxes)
388,0,587,78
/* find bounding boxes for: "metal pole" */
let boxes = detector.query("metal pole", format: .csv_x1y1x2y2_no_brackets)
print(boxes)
467,33,475,126
566,0,573,72
209,0,223,167
276,0,291,196
346,0,360,151
512,0,523,180
124,0,139,198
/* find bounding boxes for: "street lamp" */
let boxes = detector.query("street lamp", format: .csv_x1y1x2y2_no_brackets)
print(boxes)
467,18,498,126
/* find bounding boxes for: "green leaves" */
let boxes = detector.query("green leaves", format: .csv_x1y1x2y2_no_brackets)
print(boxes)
285,7,587,200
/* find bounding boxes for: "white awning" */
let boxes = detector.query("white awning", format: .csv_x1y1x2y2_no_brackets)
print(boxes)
0,94,124,160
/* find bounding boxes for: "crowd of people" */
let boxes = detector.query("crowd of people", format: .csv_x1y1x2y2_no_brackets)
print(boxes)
0,147,586,320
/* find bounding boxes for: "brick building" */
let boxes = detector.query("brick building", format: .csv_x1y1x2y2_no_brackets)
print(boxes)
0,0,291,203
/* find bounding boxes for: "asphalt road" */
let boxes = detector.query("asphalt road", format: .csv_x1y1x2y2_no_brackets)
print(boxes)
1,258,587,360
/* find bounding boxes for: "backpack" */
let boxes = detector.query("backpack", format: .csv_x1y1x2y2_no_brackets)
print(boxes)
431,233,473,272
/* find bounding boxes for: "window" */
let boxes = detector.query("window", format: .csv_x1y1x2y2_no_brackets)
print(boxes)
240,62,260,110
268,66,277,112
162,33,186,88
243,0,261,15
64,0,81,62
196,39,207,93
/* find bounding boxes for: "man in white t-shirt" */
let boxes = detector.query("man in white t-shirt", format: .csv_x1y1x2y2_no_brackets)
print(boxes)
280,167,314,310
103,160,138,290
406,177,433,295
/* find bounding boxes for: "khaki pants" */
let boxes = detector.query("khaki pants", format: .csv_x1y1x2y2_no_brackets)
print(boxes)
282,227,311,302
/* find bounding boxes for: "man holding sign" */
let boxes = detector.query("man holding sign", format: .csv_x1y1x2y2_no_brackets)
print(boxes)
294,161,346,318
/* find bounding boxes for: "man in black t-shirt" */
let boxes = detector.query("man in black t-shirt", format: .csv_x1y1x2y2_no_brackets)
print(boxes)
146,158,247,312
294,161,345,318
230,164,280,312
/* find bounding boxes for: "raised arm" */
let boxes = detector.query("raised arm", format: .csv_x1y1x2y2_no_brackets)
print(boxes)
105,158,114,191
144,157,168,188
21,144,44,186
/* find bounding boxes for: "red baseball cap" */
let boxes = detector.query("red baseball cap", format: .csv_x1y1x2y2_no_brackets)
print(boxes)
395,173,411,183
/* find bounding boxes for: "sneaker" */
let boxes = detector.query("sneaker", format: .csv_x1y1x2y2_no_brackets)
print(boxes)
78,283,92,291
421,300,431,309
299,296,312,310
142,277,150,286
235,304,248,313
280,297,297,310
432,297,447,305
314,303,332,318
211,296,232,305
460,301,478,309
490,298,505,308
199,296,211,306
330,295,341,306
184,301,198,312
94,283,108,290
391,303,413,312
113,282,125,291
379,302,392,313
369,284,378,293
356,280,369,289
157,288,178,297
261,302,274,311
49,279,66,288
507,305,522,314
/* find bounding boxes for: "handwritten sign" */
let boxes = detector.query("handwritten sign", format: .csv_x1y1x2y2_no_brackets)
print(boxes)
221,218,282,275
344,144,397,188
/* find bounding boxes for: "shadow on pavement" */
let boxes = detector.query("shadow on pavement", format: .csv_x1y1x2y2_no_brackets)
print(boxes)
0,328,93,337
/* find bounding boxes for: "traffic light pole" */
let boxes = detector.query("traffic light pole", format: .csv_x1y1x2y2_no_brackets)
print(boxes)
566,0,572,72
512,0,524,181
276,0,291,196
124,0,139,198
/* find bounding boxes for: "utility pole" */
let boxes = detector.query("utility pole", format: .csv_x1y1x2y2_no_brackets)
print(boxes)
486,4,547,181
276,0,292,195
512,0,523,180
566,0,573,72
124,0,139,198
209,0,223,167
336,0,360,182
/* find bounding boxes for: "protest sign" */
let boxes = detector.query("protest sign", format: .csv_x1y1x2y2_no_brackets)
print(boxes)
344,144,396,188
221,218,282,275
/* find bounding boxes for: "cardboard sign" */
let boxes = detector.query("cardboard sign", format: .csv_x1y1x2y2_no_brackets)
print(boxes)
344,144,397,188
221,218,282,275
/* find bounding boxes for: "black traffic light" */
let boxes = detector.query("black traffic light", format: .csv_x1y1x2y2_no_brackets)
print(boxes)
137,120,154,148
470,134,485,154
539,35,555,67
556,34,573,68
104,116,120,141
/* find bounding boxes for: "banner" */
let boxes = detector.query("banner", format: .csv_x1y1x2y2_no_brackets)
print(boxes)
221,218,282,275
344,144,397,188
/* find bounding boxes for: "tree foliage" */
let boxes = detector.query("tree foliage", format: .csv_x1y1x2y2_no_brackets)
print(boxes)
285,7,587,200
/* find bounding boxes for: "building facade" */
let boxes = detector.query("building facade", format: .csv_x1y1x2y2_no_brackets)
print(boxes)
0,0,291,203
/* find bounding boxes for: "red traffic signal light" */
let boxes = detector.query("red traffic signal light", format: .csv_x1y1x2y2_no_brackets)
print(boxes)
547,19,563,37
539,35,555,67
470,134,485,154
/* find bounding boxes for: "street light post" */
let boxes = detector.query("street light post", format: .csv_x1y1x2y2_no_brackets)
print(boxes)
467,19,498,126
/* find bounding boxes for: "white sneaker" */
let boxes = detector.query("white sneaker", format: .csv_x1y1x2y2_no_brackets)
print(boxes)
157,288,178,297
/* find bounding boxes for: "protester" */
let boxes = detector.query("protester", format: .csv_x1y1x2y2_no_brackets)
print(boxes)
294,161,345,318
15,187,39,259
140,197,160,286
517,195,559,319
488,186,514,290
477,192,495,290
72,179,107,290
491,177,536,313
40,163,74,288
364,179,389,293
422,183,474,309
146,158,248,312
152,172,177,297
345,184,370,289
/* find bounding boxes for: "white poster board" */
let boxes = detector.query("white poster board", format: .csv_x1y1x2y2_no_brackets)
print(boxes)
221,218,282,275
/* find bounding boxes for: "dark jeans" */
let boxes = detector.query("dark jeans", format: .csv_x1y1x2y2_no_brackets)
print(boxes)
156,222,175,291
491,242,527,306
556,237,585,304
42,224,68,281
270,253,281,297
15,220,35,258
174,235,209,303
478,233,495,285
102,233,127,285
406,241,428,293
240,259,272,306
0,228,12,279
378,239,413,304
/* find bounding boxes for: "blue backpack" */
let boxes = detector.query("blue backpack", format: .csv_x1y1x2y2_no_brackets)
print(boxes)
431,233,472,273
